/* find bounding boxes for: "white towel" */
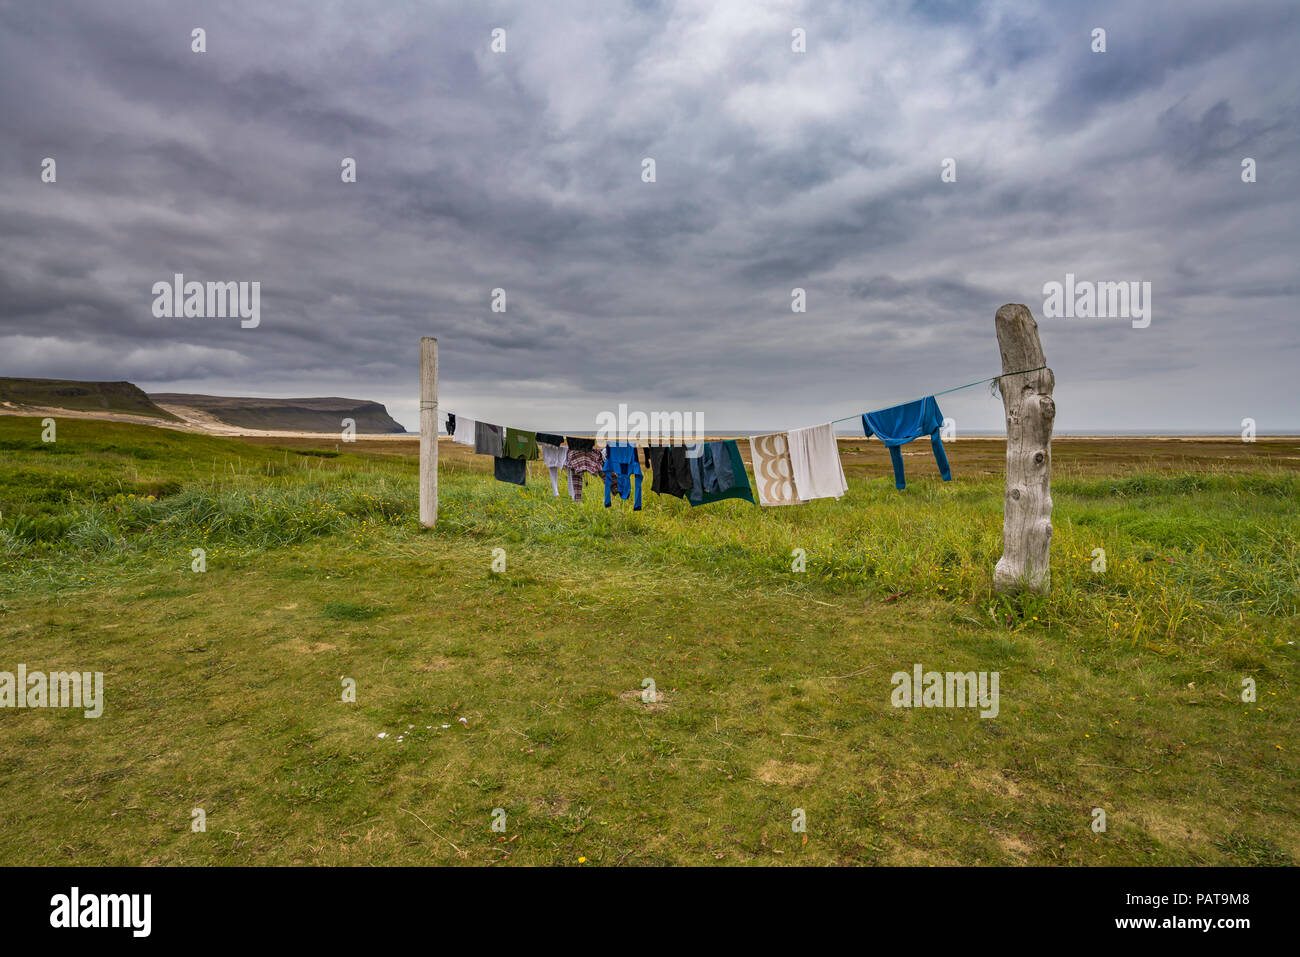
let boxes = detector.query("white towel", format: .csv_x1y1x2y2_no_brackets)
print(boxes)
787,423,847,500
452,415,476,446
748,432,805,507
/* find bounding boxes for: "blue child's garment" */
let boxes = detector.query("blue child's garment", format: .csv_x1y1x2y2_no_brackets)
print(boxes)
603,443,642,510
861,396,952,490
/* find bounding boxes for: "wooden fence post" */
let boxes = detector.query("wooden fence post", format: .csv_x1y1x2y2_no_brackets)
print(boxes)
419,337,438,528
993,304,1054,594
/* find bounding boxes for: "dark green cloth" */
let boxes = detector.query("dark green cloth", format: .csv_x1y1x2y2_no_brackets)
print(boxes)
503,428,539,460
494,455,526,486
688,440,755,507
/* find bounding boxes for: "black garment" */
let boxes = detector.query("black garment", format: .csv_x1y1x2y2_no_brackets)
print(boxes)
644,448,662,479
535,431,564,447
445,412,456,435
645,446,694,498
565,435,597,451
494,455,526,486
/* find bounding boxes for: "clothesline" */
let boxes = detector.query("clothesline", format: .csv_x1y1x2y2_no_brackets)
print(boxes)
425,364,1048,435
437,364,1052,505
828,364,1047,424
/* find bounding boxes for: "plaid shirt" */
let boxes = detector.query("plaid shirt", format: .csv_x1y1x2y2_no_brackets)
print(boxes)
565,448,605,502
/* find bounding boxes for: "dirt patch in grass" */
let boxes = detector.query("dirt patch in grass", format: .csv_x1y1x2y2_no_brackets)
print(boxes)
995,832,1035,860
281,638,337,654
755,760,819,786
620,687,668,710
967,768,1025,800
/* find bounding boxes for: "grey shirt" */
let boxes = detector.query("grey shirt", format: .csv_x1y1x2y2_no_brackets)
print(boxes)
475,421,505,456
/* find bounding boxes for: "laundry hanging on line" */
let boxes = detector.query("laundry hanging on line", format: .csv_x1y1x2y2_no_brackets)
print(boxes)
437,362,1056,506
861,396,951,490
474,421,504,457
503,427,539,461
451,422,954,505
452,415,476,446
493,455,527,486
564,447,604,502
787,423,849,501
748,432,806,507
603,443,643,510
539,441,568,496
644,446,693,499
433,362,1045,506
688,441,754,507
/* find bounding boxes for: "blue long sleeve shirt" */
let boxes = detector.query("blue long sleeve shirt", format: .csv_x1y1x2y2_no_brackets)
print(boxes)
861,396,952,490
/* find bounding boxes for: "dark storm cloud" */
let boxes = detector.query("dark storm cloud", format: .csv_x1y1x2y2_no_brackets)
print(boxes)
1036,3,1299,131
1156,100,1286,172
1,0,1297,433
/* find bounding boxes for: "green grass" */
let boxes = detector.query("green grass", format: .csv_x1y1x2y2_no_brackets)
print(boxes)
0,415,1295,865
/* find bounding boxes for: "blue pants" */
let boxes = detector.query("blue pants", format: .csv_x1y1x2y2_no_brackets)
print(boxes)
885,432,951,490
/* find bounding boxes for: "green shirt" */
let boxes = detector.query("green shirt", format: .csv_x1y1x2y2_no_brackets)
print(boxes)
503,428,539,460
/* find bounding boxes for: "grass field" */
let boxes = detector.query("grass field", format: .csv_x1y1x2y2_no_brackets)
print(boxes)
0,414,1296,865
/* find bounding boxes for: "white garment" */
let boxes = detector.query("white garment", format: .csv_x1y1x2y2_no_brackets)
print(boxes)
539,442,567,496
453,415,476,446
786,423,848,500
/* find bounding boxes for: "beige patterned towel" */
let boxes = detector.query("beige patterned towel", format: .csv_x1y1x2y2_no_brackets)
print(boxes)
748,431,806,507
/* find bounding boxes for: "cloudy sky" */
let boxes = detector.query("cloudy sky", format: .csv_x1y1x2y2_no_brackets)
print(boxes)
2,0,1296,433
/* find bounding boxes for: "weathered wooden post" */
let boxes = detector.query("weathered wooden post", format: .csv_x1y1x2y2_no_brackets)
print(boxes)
419,337,438,528
993,304,1053,594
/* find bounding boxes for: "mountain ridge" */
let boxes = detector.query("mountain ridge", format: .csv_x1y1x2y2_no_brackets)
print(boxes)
150,393,407,434
0,377,407,434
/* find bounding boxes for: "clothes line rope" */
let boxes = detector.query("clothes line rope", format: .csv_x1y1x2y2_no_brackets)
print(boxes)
424,364,1048,435
828,364,1048,424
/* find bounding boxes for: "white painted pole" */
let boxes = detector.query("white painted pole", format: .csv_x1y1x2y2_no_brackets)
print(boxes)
419,337,438,528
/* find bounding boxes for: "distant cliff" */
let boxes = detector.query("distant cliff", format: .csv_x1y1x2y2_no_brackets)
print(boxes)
149,393,408,433
0,377,179,420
